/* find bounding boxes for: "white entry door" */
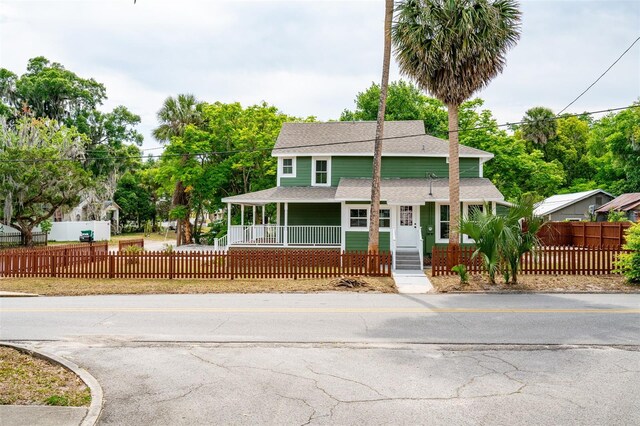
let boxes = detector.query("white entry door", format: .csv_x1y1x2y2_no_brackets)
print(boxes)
397,205,418,248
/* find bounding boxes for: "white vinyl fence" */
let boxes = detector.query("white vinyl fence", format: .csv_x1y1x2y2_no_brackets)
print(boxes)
48,221,111,242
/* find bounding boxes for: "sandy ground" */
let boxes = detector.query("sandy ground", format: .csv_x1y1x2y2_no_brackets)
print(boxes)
429,272,640,293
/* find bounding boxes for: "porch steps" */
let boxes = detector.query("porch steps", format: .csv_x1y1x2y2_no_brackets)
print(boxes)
395,249,422,270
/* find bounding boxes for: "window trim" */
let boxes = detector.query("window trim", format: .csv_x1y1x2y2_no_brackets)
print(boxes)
435,203,451,244
462,203,485,244
278,157,296,185
345,204,392,231
312,156,331,187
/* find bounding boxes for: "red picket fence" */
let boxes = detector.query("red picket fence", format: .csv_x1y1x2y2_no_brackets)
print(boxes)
431,245,629,276
537,222,631,248
118,239,145,251
0,242,109,276
0,249,391,279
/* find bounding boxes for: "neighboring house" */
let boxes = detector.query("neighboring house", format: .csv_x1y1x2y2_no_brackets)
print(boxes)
54,199,121,233
533,189,614,222
596,193,640,222
221,120,507,268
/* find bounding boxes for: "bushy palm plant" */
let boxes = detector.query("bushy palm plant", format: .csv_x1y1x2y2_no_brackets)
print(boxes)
500,195,545,284
459,196,545,285
460,203,505,284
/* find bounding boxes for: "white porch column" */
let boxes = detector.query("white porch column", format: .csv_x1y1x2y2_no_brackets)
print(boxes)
261,206,266,225
252,206,256,226
241,205,245,226
276,203,281,226
227,203,231,233
284,202,289,246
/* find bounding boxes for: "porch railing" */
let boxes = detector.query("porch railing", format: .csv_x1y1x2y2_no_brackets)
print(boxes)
228,225,341,247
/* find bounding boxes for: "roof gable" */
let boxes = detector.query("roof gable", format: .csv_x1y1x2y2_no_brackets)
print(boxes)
273,120,493,158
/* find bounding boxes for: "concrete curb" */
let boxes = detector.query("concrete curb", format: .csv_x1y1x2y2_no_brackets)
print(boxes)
0,342,103,426
0,291,39,297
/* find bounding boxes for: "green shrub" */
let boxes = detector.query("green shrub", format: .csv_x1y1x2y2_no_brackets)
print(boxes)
451,264,469,285
607,210,629,222
614,222,640,284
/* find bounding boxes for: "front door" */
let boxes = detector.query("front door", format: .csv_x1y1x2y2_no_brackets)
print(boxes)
397,205,418,248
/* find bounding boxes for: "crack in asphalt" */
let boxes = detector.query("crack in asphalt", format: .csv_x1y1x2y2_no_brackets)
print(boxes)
155,383,205,404
305,365,387,398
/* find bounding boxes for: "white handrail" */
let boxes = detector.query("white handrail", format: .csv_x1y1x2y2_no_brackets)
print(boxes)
391,227,397,270
417,227,424,270
227,225,341,246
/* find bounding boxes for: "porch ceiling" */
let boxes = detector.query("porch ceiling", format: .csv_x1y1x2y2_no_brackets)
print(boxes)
221,186,338,205
335,178,504,204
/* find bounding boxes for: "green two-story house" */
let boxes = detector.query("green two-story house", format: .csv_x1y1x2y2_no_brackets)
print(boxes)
221,120,505,269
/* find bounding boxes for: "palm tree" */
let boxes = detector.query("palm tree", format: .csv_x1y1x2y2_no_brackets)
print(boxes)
153,94,201,245
520,106,557,145
153,94,201,142
392,0,521,248
368,0,395,254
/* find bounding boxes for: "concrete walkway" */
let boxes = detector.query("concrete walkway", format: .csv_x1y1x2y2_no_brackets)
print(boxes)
392,269,434,293
0,405,88,426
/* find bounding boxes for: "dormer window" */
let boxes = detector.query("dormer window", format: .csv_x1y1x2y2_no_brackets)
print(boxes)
312,157,331,186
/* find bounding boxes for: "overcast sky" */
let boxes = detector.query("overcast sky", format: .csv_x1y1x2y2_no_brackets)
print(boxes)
1,0,639,151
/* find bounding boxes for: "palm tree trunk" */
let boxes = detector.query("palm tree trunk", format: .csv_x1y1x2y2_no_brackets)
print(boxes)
448,103,461,248
368,0,394,255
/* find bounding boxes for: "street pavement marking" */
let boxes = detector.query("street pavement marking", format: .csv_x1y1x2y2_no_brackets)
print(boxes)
1,307,639,314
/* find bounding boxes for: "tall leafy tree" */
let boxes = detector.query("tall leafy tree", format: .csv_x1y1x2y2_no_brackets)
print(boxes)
393,0,521,246
153,94,202,245
341,80,448,138
0,118,92,245
368,0,395,254
0,57,143,180
520,106,557,146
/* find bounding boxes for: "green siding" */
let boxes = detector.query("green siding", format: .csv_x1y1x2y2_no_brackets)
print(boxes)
497,204,510,217
286,203,341,226
331,156,480,185
345,231,390,252
280,157,312,186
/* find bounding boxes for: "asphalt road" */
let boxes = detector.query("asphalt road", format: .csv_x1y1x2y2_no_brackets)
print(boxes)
2,293,639,425
1,293,639,344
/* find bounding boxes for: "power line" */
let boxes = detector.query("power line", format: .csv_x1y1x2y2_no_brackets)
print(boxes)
557,35,640,115
1,104,638,164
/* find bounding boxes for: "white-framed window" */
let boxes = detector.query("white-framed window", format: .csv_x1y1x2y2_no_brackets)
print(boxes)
349,208,368,228
348,207,391,230
436,204,450,243
379,208,391,228
462,203,484,243
312,157,331,186
282,157,295,176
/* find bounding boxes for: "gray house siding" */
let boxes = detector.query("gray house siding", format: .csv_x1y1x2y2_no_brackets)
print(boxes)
547,194,614,221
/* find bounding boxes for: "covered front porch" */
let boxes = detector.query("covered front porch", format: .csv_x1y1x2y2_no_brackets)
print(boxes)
221,186,342,249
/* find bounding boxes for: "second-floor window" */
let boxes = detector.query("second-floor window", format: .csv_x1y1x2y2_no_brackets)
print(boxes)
313,157,330,186
282,158,294,175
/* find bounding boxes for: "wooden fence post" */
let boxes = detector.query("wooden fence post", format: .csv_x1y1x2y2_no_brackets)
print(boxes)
50,253,57,278
619,222,624,247
109,254,115,279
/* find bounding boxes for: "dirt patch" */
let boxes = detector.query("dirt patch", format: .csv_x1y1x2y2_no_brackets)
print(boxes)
430,273,640,293
0,276,397,296
0,347,90,406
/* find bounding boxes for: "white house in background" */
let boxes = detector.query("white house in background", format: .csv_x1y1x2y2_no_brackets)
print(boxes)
534,189,614,222
54,199,120,234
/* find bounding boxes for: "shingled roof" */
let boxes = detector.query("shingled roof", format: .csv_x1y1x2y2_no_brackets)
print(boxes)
335,178,504,204
272,121,493,158
595,193,640,213
222,178,504,205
